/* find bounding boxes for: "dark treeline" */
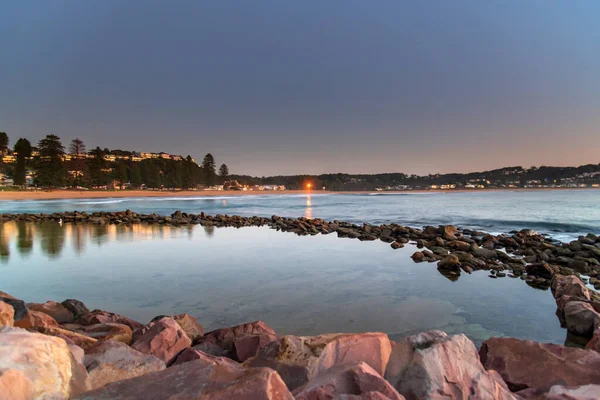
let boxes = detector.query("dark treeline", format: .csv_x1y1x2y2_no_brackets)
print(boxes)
0,132,229,189
230,164,600,190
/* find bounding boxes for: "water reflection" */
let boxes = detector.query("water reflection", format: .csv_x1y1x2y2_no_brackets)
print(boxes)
0,221,212,260
305,195,313,219
1,222,567,345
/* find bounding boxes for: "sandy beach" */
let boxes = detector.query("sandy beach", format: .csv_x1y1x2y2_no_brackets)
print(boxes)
0,187,596,201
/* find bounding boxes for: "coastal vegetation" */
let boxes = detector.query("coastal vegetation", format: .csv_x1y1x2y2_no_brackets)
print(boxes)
0,133,229,190
1,131,599,191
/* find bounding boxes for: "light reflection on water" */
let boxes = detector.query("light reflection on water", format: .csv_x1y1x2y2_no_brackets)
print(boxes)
1,221,567,346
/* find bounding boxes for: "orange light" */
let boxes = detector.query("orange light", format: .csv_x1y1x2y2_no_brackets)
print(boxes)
306,183,312,189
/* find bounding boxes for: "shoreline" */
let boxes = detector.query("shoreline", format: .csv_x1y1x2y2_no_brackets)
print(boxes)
0,186,597,201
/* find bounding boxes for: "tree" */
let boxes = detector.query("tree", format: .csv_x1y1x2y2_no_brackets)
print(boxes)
129,163,142,188
0,132,8,156
113,161,128,189
219,164,229,179
88,147,110,187
201,153,216,186
36,134,66,188
13,138,32,186
69,137,87,187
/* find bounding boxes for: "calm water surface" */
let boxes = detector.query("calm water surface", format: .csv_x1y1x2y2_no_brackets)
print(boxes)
1,221,569,346
2,190,600,241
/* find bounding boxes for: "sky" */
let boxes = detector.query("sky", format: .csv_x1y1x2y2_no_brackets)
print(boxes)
1,1,599,176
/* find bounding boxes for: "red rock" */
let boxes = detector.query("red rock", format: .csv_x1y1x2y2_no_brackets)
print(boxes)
37,326,98,350
247,332,392,391
564,301,600,337
526,263,556,280
0,368,35,400
0,327,90,398
131,317,191,364
294,362,404,400
196,320,275,356
72,360,293,399
480,337,600,392
13,310,59,330
82,323,133,344
585,328,600,351
552,275,591,301
234,333,279,362
150,313,205,342
28,301,74,323
84,341,166,390
385,331,517,400
0,301,14,327
0,293,27,321
62,299,91,320
77,310,142,330
172,347,242,368
542,384,600,399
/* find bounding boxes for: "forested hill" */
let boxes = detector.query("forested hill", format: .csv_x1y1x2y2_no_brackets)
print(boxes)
230,164,600,191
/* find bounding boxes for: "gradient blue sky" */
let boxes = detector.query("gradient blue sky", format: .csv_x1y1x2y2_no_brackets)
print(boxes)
1,1,599,176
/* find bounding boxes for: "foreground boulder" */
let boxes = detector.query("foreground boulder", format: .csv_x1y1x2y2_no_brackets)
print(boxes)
150,313,204,342
517,384,600,400
0,368,34,400
73,360,293,400
480,337,600,392
38,326,98,350
0,293,28,321
131,317,191,364
78,310,142,330
247,332,392,391
62,299,91,320
0,301,14,327
293,362,404,400
195,320,276,359
233,333,279,362
0,327,90,399
84,341,166,390
172,347,241,368
563,301,600,338
82,323,133,344
13,310,59,330
385,331,516,400
28,301,75,323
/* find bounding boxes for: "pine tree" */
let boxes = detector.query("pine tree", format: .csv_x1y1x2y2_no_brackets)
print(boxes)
201,153,216,186
219,163,229,179
13,138,32,186
0,132,8,156
69,137,87,187
36,134,66,188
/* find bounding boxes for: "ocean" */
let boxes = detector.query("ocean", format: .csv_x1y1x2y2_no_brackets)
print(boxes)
1,189,599,346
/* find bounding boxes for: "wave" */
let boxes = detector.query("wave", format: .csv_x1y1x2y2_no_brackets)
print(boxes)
75,199,127,205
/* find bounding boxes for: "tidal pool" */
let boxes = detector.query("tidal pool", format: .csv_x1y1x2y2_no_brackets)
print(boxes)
1,221,566,346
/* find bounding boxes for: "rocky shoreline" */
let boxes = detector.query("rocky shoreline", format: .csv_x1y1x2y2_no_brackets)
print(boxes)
2,276,600,399
2,210,600,291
